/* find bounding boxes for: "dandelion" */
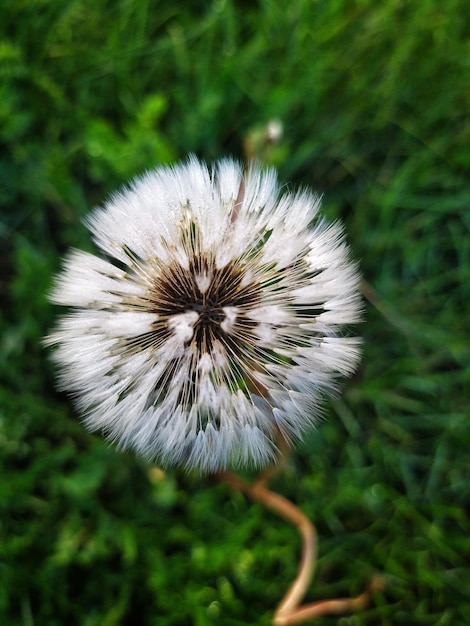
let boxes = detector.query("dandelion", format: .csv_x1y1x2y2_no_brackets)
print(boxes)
46,157,362,473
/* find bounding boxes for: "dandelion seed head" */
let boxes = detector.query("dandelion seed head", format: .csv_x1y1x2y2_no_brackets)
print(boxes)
45,157,362,473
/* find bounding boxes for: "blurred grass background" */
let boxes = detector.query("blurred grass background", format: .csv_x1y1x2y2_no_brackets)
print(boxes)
1,0,469,624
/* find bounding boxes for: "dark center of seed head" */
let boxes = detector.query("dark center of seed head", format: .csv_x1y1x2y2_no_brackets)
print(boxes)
148,254,262,352
187,297,225,325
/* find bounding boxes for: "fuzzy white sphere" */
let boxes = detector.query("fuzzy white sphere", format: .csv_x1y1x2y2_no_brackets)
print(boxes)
46,158,362,473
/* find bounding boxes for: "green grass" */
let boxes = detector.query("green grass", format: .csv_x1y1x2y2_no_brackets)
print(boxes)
1,0,469,624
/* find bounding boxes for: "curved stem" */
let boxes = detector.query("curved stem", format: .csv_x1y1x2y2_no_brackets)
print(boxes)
220,471,316,623
219,470,380,625
283,576,384,625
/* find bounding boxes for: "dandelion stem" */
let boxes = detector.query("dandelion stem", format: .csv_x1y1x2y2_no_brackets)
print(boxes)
219,470,380,625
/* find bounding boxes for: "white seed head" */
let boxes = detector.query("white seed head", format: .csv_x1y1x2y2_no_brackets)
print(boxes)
45,157,362,473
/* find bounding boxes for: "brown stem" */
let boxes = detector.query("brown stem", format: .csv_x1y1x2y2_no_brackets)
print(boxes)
220,471,316,624
283,575,384,625
219,471,380,625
